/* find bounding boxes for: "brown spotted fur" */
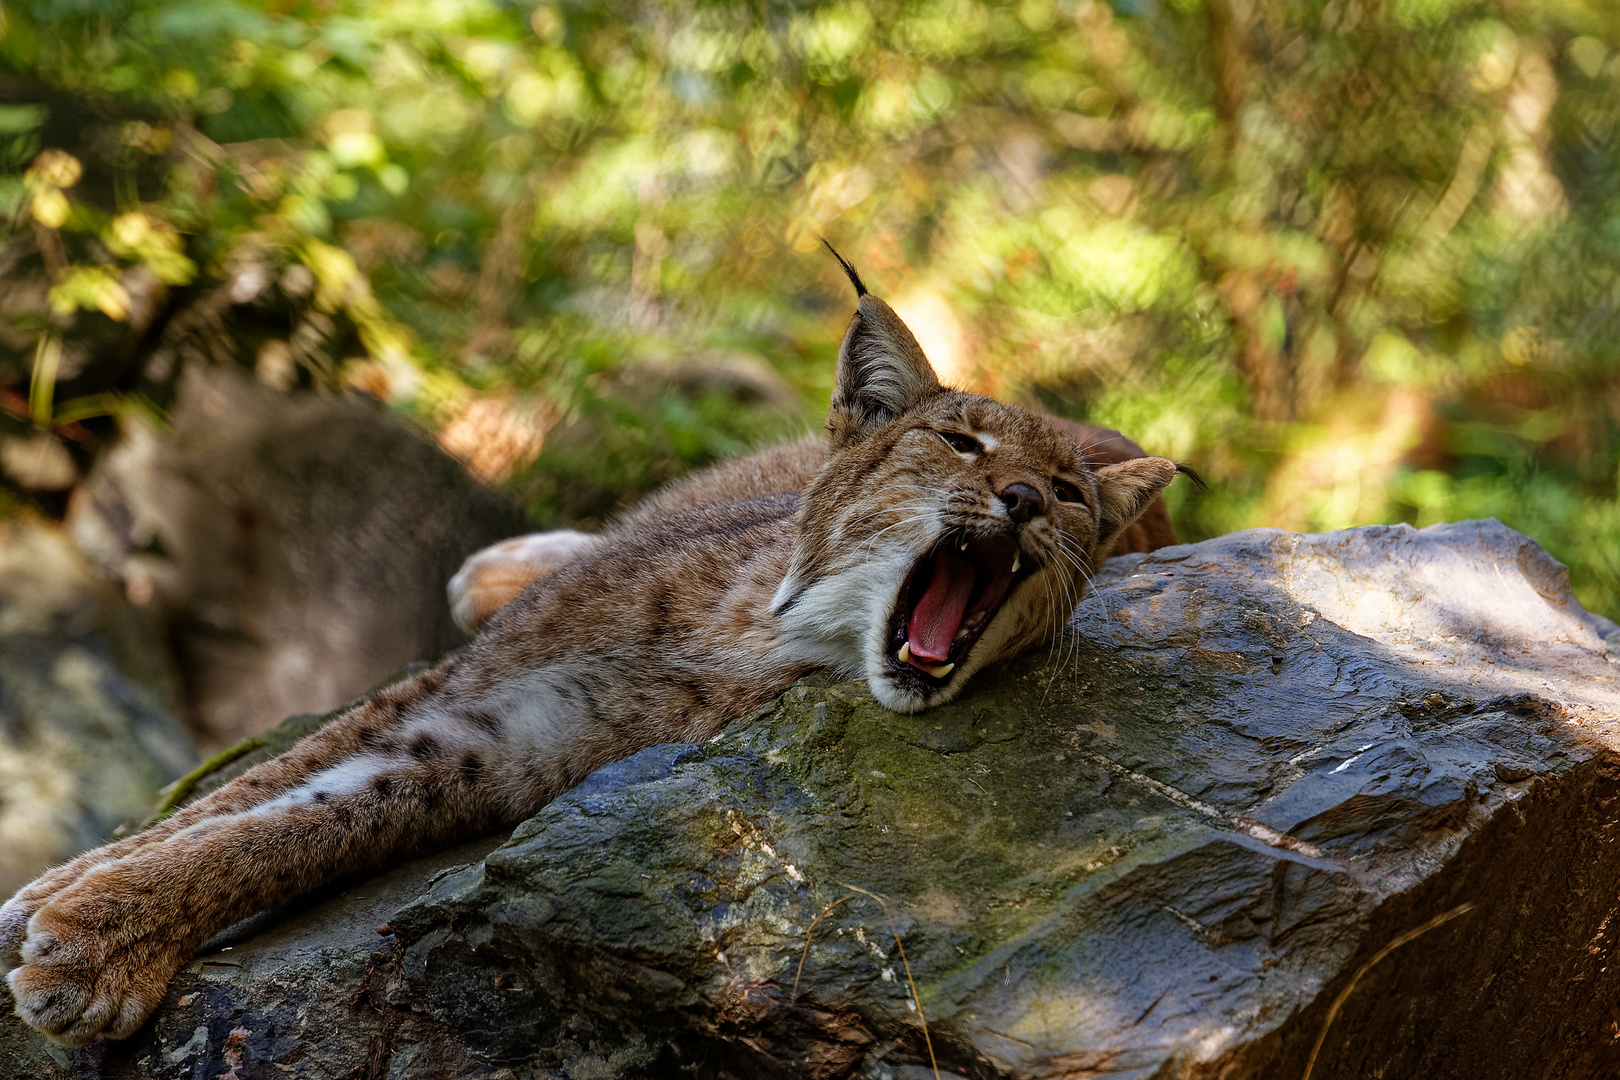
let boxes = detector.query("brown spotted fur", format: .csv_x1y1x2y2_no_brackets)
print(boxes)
2,281,1184,1046
452,425,1173,634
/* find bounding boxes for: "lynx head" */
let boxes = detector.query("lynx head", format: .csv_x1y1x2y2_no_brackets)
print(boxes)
772,251,1177,713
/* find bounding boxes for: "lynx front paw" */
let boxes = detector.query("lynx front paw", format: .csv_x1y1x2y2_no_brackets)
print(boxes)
6,883,188,1046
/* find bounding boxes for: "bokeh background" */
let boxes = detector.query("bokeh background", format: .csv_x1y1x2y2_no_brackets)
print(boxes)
3,0,1619,624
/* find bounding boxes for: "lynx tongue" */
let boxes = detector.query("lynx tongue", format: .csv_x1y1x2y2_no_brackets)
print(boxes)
907,547,976,663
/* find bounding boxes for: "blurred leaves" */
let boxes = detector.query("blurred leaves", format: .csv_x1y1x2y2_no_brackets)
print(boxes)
1,0,1619,616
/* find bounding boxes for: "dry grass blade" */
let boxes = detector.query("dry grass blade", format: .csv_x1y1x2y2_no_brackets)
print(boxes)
791,883,941,1079
1301,901,1476,1080
792,894,854,1001
837,882,939,1080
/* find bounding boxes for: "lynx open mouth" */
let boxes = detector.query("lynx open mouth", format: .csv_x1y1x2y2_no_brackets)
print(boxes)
885,531,1026,691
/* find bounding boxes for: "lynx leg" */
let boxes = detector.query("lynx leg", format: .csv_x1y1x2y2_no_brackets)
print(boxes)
4,662,551,1046
448,529,602,633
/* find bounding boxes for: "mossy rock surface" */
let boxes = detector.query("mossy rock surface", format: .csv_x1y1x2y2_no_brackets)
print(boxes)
7,520,1620,1078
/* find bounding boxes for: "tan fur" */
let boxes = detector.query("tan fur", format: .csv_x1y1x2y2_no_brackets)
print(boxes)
1,279,1184,1046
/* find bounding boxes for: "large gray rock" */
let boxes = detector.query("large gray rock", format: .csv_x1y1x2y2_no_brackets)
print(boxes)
0,519,194,896
6,520,1620,1079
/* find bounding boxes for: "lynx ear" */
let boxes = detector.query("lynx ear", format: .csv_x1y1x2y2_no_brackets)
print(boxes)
827,293,943,449
1094,457,1177,551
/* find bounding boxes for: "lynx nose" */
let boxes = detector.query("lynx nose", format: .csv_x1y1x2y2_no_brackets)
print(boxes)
998,482,1046,523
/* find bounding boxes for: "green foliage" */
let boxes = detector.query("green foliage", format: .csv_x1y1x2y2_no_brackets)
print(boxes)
3,0,1619,617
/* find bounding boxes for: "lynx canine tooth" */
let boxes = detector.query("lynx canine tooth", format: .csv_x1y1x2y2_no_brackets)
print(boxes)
925,662,955,678
958,537,969,551
898,642,912,663
1011,550,1021,573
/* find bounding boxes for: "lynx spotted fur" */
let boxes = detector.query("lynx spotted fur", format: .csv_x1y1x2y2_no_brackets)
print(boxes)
2,260,1182,1046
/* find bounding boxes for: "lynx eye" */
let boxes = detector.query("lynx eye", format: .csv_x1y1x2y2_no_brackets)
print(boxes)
1052,479,1087,506
937,431,983,456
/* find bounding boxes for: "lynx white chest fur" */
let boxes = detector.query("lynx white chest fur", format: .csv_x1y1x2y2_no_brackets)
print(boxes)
2,256,1183,1046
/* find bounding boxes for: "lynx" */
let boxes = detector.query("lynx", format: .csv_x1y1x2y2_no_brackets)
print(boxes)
2,254,1185,1046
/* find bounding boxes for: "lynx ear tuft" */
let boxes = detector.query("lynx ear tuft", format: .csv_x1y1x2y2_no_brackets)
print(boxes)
1094,457,1177,551
822,238,868,298
828,291,943,449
